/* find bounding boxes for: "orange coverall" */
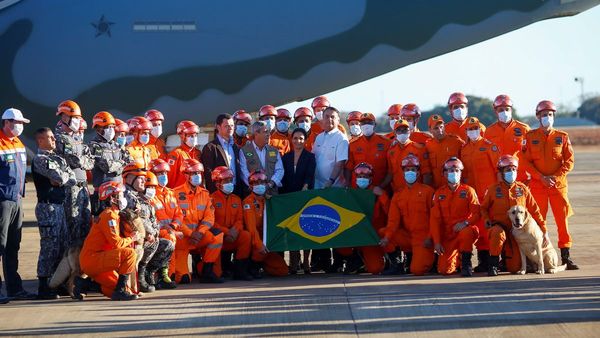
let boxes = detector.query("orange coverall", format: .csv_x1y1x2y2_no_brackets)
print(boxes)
166,144,202,189
152,186,184,243
425,135,464,188
445,119,486,143
127,140,153,169
387,140,432,192
485,120,531,181
148,136,166,160
242,193,288,276
234,135,251,148
380,182,435,275
480,181,547,273
409,129,433,145
345,134,391,188
211,190,252,260
269,131,291,156
80,206,136,297
520,128,574,249
430,184,481,275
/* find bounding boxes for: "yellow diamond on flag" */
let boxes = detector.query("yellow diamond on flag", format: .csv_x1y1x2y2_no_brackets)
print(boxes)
276,196,366,244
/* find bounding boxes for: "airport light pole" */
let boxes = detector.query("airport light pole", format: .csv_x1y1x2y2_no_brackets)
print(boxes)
574,77,584,118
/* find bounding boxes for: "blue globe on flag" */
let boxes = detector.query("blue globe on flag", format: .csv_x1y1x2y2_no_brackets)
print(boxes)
299,204,341,237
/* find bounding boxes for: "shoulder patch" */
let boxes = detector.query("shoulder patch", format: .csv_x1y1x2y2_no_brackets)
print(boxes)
168,158,176,165
491,145,498,152
243,204,251,210
555,137,563,145
108,219,117,227
513,128,522,136
232,203,238,208
459,190,467,199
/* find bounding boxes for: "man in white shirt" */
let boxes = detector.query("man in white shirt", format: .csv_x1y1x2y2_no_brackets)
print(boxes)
312,107,349,189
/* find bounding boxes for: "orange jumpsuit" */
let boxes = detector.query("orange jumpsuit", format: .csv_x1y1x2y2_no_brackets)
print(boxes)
410,129,433,145
461,137,500,251
425,135,464,188
172,183,223,282
481,182,547,273
384,131,395,141
242,193,288,276
269,131,291,156
127,140,153,169
485,120,531,181
166,144,202,189
148,136,166,160
445,119,486,143
430,184,481,275
380,182,435,275
80,207,137,297
152,186,184,243
387,140,431,192
345,134,391,188
211,190,252,260
520,128,574,249
234,135,251,148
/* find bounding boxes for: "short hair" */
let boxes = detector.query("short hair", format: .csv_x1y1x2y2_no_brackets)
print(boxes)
35,127,52,138
251,121,267,134
323,106,340,117
291,127,307,139
215,113,232,126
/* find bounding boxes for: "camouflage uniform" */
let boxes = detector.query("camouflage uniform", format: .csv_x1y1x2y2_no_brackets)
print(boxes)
31,149,76,277
89,134,129,215
55,126,94,248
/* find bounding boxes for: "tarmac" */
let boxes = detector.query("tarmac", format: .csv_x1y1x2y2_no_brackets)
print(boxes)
0,146,599,337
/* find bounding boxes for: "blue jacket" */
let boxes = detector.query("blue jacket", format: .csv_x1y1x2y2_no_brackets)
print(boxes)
0,129,27,202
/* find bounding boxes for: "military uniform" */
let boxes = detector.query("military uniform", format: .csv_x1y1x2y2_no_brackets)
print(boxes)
89,134,129,215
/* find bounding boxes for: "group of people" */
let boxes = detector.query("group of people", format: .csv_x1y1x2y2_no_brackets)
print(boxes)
0,92,578,303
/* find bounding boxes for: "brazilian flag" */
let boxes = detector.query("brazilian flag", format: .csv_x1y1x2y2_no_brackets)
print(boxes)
265,188,379,251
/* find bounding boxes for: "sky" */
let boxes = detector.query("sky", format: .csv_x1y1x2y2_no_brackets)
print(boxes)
282,5,600,118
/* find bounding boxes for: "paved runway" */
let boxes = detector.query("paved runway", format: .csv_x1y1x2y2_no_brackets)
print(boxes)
1,146,599,337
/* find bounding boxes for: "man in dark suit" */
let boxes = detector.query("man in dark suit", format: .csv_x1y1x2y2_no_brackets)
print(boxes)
201,114,244,196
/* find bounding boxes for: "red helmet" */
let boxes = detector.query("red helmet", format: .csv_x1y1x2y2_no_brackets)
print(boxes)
211,166,234,182
123,161,147,177
149,158,171,173
353,162,373,176
233,110,253,124
387,104,403,117
114,119,129,133
360,112,376,123
294,107,313,120
176,120,199,135
181,158,204,173
536,100,556,115
346,111,363,123
493,95,513,109
127,117,141,131
92,111,116,128
248,170,268,185
79,119,88,132
497,154,519,170
401,154,420,168
144,109,164,122
401,103,421,118
443,157,464,171
311,96,330,111
134,116,152,131
447,92,468,107
56,100,82,117
276,108,292,120
98,181,125,201
258,105,277,118
145,171,159,187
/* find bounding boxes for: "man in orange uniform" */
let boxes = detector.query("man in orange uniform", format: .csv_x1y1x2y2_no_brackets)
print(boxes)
380,155,435,275
425,114,464,188
173,159,224,283
144,109,167,159
381,119,432,192
210,166,253,280
167,120,202,188
345,113,390,188
461,116,500,272
233,110,253,148
401,103,432,145
430,158,480,277
243,170,288,277
445,92,486,142
293,107,315,151
127,116,153,168
481,155,548,275
384,104,403,140
270,108,292,156
78,181,139,301
485,95,531,182
308,96,347,147
520,100,578,269
346,111,363,142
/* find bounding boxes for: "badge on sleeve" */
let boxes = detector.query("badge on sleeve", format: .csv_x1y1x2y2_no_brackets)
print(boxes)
168,158,176,165
48,160,58,170
459,190,467,199
491,145,498,152
514,128,522,136
243,204,251,210
555,137,562,145
438,194,446,200
495,186,503,198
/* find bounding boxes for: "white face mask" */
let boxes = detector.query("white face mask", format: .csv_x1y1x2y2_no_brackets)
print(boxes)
126,135,134,145
144,187,156,199
452,108,467,121
190,174,202,186
541,116,554,128
102,127,115,142
315,111,323,121
389,119,398,130
361,124,374,137
139,134,150,145
263,118,275,132
466,130,480,141
498,111,512,123
298,122,311,132
151,125,162,138
10,123,24,137
349,125,362,137
396,133,409,144
68,118,81,132
408,121,415,130
117,196,128,211
186,136,198,148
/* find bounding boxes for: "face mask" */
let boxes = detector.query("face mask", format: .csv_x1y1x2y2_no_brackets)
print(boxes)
10,123,24,137
126,135,134,145
157,174,168,187
103,128,115,142
452,108,467,121
264,119,274,132
276,121,289,133
252,184,266,195
235,125,248,137
68,118,81,132
389,119,398,130
396,133,409,144
361,124,374,137
117,196,128,211
190,174,202,186
404,171,417,184
139,134,150,145
349,125,362,137
221,182,234,195
151,125,162,138
466,130,480,141
186,136,198,148
503,171,517,184
408,121,415,130
145,187,156,199
315,111,323,121
356,178,370,189
298,122,311,132
541,116,554,128
116,136,127,147
498,111,512,123
447,172,461,184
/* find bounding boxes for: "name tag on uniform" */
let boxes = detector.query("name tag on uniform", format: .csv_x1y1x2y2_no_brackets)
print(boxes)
479,147,487,152
232,203,238,208
495,187,503,198
532,140,540,145
514,128,522,136
215,202,222,208
376,143,384,151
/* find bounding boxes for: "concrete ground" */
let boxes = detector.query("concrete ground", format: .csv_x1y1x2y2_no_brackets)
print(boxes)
1,146,599,337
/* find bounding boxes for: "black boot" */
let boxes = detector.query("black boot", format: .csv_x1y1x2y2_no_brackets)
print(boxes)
156,267,177,289
145,269,157,288
488,255,499,276
249,261,263,279
221,251,234,278
461,252,473,277
111,274,138,301
382,251,403,275
233,259,254,281
37,277,59,300
404,252,413,274
561,248,579,270
474,250,489,273
137,265,155,293
429,254,439,274
72,276,89,300
200,263,225,283
343,252,364,275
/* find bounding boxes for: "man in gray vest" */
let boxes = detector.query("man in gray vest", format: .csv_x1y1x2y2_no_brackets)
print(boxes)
239,121,284,197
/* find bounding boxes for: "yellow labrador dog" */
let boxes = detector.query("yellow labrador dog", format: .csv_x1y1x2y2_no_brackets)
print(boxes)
508,205,566,274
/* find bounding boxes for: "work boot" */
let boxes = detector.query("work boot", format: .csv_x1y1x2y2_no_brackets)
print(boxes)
473,250,489,273
343,252,364,275
382,251,403,275
37,277,59,300
145,270,157,287
461,252,473,277
200,263,225,283
488,255,500,276
179,274,191,284
156,268,177,289
249,261,263,279
0,278,8,304
137,265,155,293
221,251,234,278
111,274,138,301
429,254,439,274
561,248,579,270
191,254,203,278
72,276,89,300
403,252,413,274
233,259,254,281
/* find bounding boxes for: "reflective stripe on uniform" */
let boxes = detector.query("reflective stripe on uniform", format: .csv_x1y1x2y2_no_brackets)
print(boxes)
187,223,198,230
200,220,212,228
207,243,222,249
196,204,206,210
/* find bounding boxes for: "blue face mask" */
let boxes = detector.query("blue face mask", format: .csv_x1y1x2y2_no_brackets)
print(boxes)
126,135,134,145
404,171,417,184
447,172,461,184
190,174,202,186
157,174,168,187
139,134,150,145
235,125,247,137
252,184,266,195
276,121,289,133
221,182,234,195
356,178,370,189
116,136,127,147
503,171,517,184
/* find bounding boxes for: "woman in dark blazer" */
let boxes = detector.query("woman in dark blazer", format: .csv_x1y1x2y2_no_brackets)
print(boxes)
280,128,316,274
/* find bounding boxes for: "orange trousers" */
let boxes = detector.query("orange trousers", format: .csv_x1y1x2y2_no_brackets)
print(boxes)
251,250,288,276
378,228,434,276
531,186,573,248
169,231,223,283
488,225,522,273
437,225,479,275
80,247,136,297
222,230,252,260
336,246,385,275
